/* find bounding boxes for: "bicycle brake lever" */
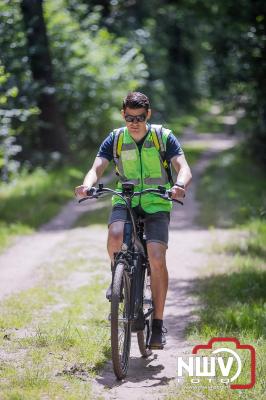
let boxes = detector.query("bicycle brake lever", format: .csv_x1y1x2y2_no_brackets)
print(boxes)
172,198,184,205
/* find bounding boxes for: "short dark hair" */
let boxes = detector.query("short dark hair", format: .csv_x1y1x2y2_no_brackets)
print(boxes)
122,92,150,111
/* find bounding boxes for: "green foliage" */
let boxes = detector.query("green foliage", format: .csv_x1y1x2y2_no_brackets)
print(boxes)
78,0,203,116
0,1,40,177
44,0,148,149
0,62,38,180
197,147,266,227
0,0,147,174
198,0,266,163
1,0,265,175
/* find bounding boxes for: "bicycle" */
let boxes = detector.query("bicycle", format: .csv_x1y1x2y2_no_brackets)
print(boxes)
79,182,183,380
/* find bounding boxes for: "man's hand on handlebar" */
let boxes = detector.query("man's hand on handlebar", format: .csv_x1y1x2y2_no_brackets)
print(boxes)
74,185,92,198
170,184,185,200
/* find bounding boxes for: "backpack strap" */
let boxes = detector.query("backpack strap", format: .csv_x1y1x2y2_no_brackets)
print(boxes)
112,128,125,178
151,125,174,186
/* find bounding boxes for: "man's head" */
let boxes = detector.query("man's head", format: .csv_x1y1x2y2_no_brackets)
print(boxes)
122,92,150,111
121,92,151,136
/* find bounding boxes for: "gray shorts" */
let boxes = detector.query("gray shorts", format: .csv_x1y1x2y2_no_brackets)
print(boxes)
108,205,170,247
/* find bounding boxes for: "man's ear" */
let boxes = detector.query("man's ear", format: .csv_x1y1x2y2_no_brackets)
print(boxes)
121,109,125,118
147,109,151,120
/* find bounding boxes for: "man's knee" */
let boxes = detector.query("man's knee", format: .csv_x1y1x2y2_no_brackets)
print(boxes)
147,242,167,270
107,222,124,248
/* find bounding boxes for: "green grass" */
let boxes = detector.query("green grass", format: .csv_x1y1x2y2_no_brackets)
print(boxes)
215,220,266,264
187,266,266,338
167,114,199,136
74,200,112,227
196,113,225,134
0,163,90,252
182,143,207,166
165,221,266,399
0,166,84,228
166,147,266,399
74,177,117,227
0,222,33,252
0,287,56,329
197,147,266,228
0,233,110,399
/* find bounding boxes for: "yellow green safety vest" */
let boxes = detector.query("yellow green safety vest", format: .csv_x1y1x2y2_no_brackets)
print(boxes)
112,126,172,213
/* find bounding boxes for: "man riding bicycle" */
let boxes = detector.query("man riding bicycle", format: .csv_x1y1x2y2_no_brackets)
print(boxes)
75,92,192,349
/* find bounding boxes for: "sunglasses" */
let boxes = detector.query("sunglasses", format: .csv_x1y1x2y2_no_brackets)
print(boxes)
124,113,147,123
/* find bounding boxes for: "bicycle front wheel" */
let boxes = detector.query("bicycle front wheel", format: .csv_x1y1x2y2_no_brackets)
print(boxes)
111,261,131,380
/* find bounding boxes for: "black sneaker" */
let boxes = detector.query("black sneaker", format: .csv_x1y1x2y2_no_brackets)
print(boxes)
148,325,167,350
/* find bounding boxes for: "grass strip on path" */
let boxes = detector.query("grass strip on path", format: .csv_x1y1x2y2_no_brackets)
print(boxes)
166,146,266,400
0,226,110,400
0,156,94,252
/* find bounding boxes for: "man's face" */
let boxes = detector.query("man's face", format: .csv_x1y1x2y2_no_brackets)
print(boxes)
121,107,151,135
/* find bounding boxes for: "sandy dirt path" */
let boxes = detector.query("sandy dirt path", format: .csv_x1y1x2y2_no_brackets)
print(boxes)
0,133,238,399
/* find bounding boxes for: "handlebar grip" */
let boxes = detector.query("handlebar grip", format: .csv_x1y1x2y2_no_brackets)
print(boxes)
86,187,96,196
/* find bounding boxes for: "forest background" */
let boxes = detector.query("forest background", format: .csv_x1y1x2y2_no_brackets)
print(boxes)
0,0,265,244
1,0,266,172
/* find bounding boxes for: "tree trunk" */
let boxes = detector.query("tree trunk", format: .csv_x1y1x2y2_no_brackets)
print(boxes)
20,0,68,154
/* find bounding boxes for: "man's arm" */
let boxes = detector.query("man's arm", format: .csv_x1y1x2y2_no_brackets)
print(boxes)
170,154,192,199
75,156,109,197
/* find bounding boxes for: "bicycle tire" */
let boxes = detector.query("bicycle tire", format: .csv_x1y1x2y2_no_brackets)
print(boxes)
137,268,153,357
111,261,131,380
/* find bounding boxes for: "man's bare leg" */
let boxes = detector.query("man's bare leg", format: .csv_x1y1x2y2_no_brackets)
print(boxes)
107,221,124,262
147,242,168,319
105,221,124,299
147,242,168,349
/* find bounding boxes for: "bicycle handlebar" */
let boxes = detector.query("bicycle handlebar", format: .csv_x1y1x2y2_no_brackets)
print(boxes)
78,184,184,206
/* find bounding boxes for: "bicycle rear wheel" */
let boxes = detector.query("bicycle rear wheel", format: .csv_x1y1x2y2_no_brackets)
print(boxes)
111,261,131,380
137,268,153,357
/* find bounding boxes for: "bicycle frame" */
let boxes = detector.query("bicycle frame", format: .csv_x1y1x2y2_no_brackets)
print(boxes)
79,182,183,325
112,183,149,325
78,182,183,378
